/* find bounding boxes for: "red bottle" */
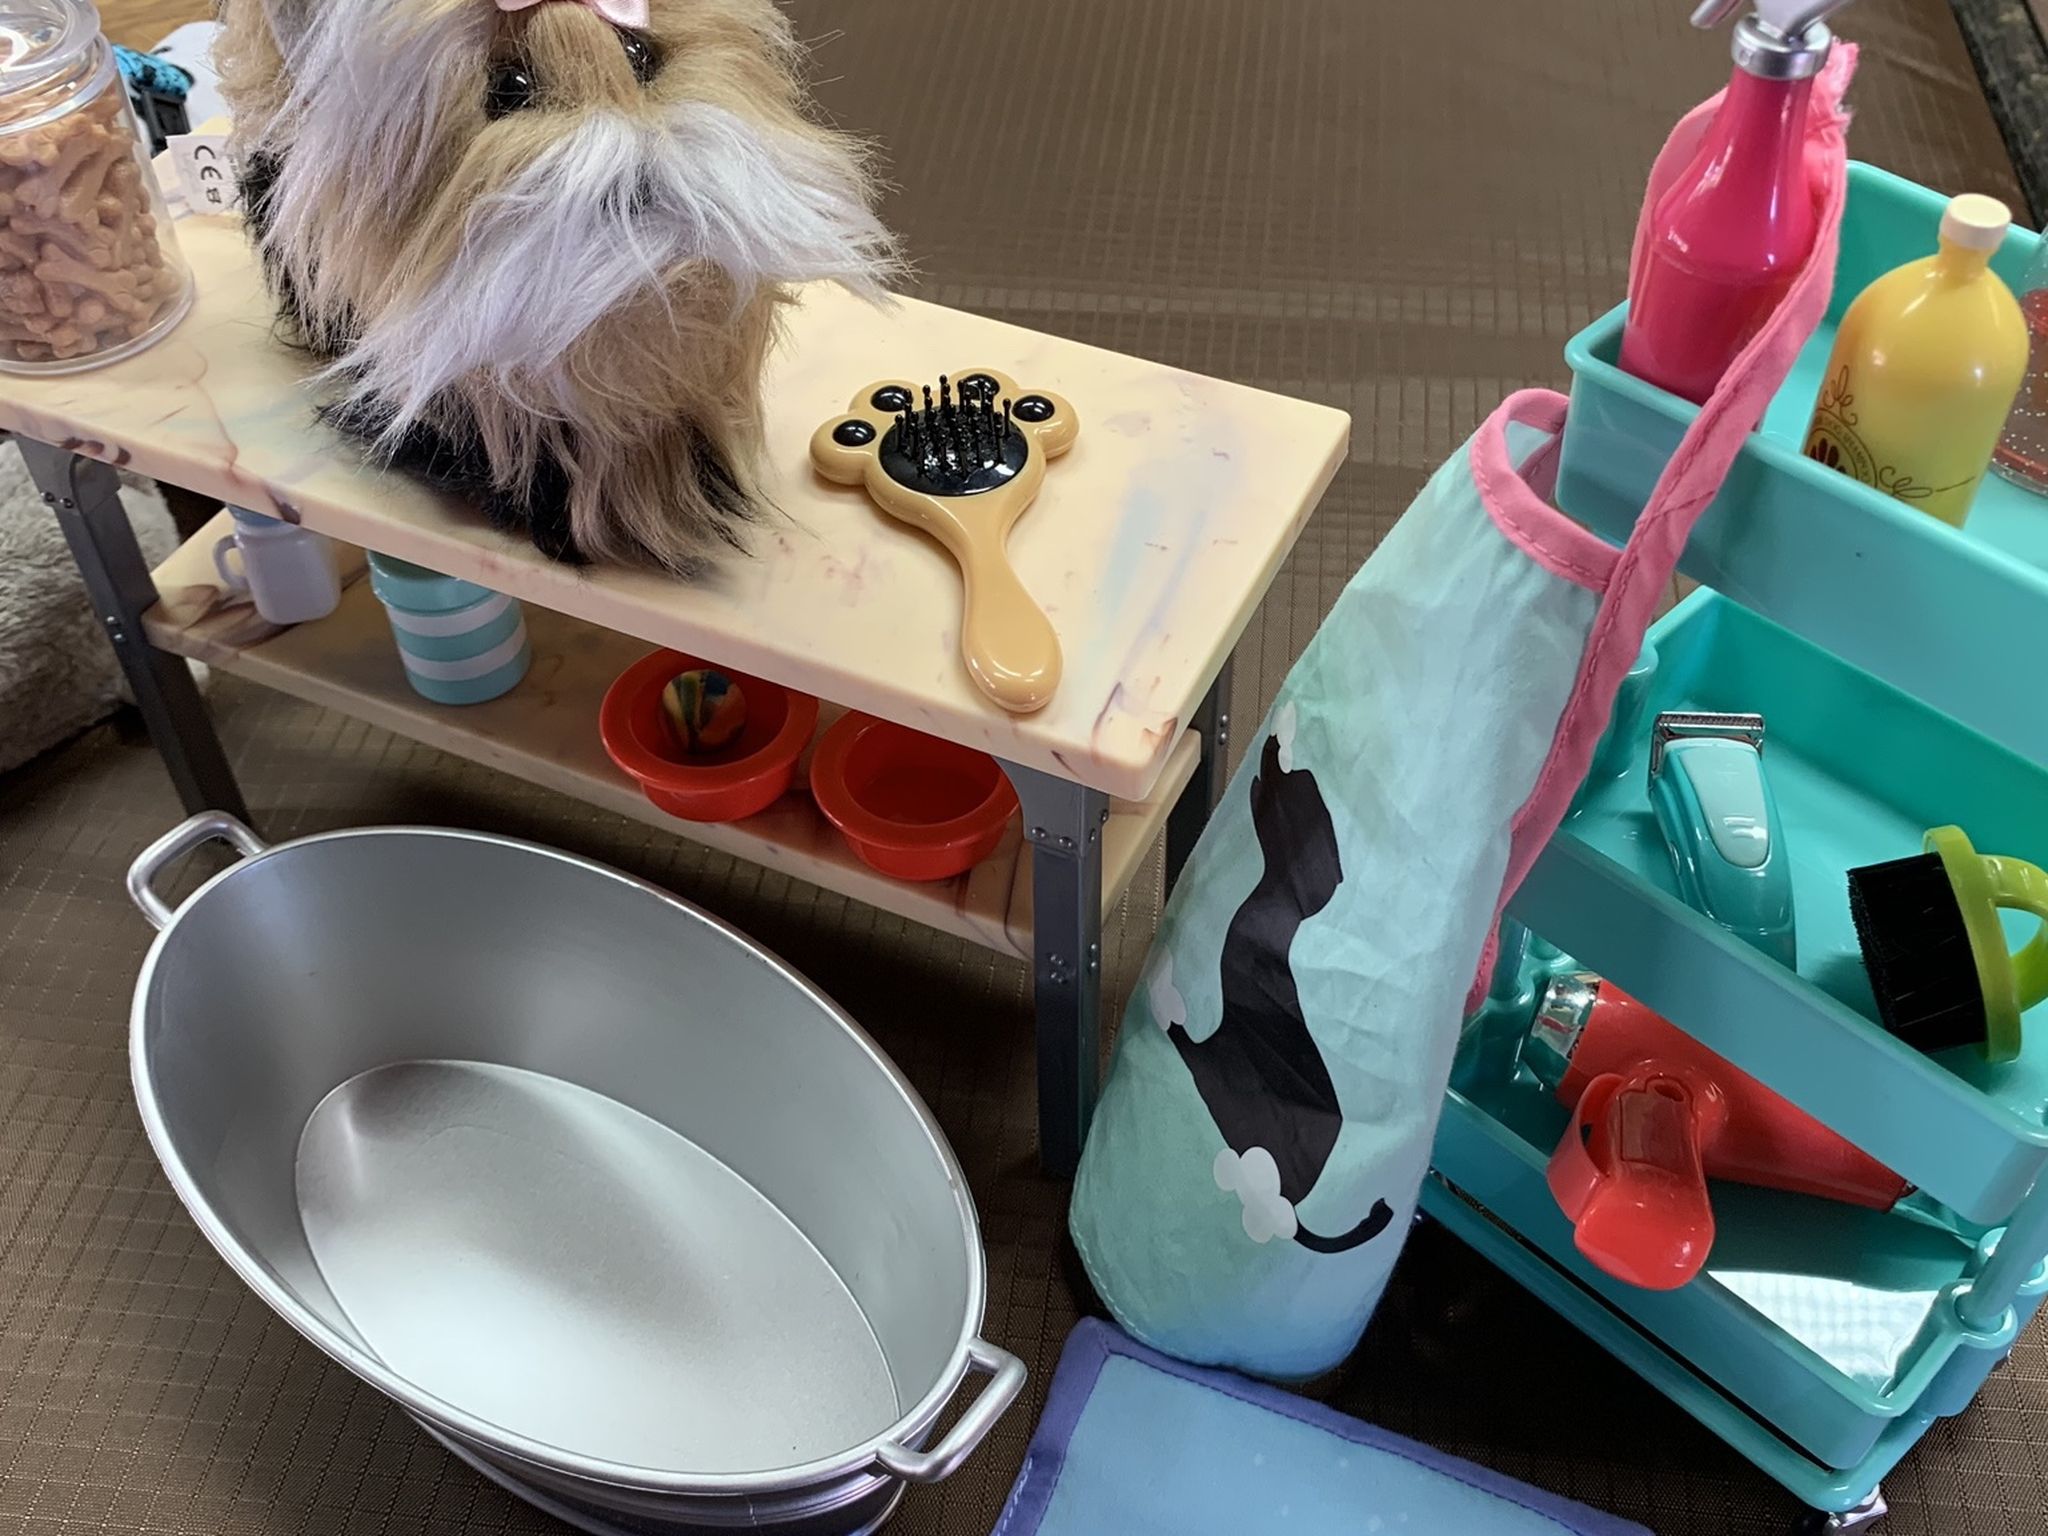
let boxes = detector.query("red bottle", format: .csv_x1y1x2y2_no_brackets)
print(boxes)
1523,974,1909,1291
1618,1,1849,403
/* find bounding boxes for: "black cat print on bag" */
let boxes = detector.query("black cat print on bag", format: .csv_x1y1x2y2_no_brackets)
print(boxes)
1153,704,1395,1253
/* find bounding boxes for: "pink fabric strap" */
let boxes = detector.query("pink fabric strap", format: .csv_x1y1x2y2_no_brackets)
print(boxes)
1470,389,1616,594
1468,45,1860,1008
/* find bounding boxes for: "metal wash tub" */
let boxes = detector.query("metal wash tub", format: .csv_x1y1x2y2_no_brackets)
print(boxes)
124,812,1024,1536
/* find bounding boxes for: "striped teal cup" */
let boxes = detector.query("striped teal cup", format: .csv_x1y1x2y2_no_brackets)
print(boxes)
366,552,531,706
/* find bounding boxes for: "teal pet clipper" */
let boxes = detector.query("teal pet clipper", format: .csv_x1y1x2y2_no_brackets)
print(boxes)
1648,712,1796,969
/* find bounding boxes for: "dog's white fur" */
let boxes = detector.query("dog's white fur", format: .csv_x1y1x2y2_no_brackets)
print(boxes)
216,0,897,571
340,102,891,447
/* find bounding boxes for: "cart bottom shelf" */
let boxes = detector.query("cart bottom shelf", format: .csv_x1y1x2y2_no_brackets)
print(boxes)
1419,1174,1934,1517
1432,951,2048,1509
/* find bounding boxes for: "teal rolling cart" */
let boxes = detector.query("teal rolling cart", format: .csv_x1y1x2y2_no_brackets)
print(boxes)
1424,164,2048,1531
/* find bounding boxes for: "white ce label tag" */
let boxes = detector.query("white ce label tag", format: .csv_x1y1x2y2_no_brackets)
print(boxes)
167,134,243,215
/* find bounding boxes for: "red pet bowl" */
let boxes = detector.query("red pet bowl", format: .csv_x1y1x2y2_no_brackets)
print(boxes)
601,650,818,823
810,713,1019,881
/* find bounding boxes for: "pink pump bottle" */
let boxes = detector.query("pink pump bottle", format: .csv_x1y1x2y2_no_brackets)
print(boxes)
1619,1,1852,404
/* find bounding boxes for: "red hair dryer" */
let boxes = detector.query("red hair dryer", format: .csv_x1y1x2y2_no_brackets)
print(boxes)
1522,974,1910,1291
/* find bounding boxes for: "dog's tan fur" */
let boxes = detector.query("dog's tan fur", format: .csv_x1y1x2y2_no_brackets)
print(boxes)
215,0,893,572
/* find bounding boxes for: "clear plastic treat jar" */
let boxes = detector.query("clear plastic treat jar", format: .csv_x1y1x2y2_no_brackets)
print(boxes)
0,0,192,373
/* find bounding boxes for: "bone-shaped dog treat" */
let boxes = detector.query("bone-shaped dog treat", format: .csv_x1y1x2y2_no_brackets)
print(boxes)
18,213,113,266
17,309,70,338
0,272,41,310
0,227,39,268
36,247,138,298
55,145,122,226
811,368,1077,714
18,122,111,219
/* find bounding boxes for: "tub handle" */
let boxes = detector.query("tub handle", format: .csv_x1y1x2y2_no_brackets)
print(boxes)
128,812,270,930
874,1338,1026,1484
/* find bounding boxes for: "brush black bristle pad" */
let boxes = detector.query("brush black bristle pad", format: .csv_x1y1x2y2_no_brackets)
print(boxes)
1847,851,1987,1053
878,374,1028,497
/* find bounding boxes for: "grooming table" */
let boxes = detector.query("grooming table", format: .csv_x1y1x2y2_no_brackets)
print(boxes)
0,210,1347,1174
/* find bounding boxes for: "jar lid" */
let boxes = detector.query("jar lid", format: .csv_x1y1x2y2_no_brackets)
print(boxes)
1940,194,2010,254
366,549,501,613
0,1,100,94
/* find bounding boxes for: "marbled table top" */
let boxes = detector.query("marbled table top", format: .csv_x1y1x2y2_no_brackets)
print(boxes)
0,213,1348,799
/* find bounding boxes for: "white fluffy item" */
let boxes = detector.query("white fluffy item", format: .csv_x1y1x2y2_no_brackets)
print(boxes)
337,102,893,448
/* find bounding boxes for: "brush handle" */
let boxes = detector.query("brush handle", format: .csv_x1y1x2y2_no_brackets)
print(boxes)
1923,826,2047,1063
1985,852,2048,1011
958,535,1061,713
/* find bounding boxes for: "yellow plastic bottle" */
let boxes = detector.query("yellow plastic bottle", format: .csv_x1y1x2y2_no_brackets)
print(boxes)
1803,194,2027,528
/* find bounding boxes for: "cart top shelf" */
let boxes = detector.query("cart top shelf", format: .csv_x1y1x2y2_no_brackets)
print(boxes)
1557,164,2048,770
0,214,1348,800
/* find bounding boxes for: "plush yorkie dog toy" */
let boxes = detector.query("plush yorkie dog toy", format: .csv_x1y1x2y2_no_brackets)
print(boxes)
215,0,895,572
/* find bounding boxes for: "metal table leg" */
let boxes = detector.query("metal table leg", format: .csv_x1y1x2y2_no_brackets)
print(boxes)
1164,656,1233,895
1001,761,1109,1177
19,440,249,822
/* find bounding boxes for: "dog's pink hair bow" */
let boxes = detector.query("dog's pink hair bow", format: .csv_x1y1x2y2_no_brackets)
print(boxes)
496,0,650,28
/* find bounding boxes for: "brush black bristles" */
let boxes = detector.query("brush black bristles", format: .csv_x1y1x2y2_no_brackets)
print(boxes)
1848,852,1985,1052
879,374,1028,497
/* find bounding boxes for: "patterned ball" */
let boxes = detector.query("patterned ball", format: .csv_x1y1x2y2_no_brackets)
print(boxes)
661,669,748,754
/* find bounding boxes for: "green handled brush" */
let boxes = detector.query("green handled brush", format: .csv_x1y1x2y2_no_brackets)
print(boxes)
1848,826,2048,1063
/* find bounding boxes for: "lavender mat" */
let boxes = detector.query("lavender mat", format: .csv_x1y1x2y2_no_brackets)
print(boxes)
992,1321,1652,1536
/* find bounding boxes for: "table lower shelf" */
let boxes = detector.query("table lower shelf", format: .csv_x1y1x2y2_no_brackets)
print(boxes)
144,514,1198,961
